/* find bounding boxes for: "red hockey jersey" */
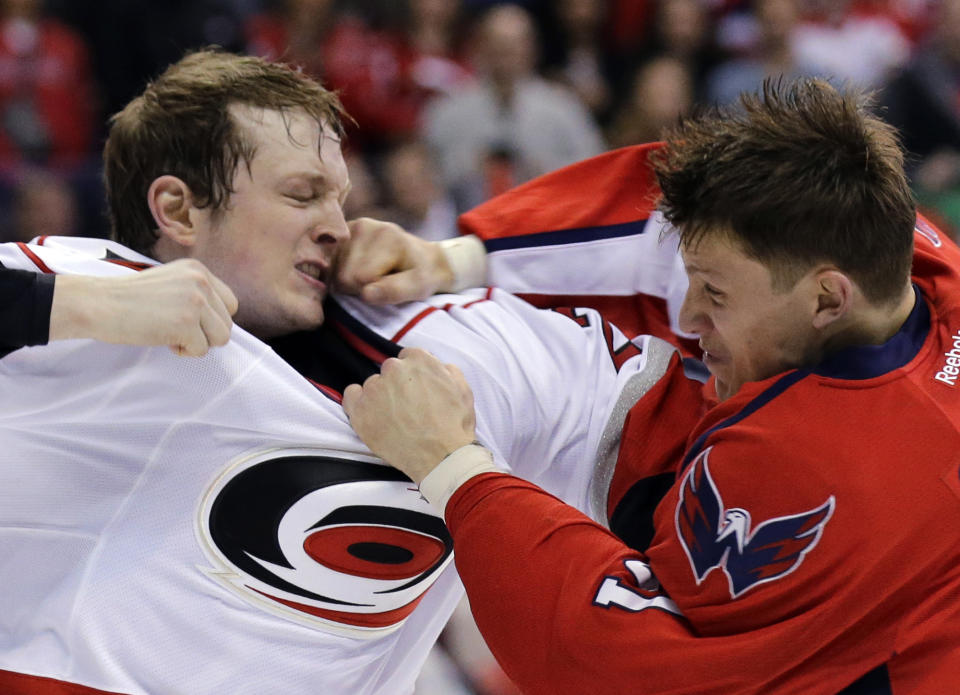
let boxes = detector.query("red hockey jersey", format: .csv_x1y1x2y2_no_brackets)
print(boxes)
444,200,960,691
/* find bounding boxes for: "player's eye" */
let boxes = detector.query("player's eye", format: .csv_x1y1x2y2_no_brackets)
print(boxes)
704,284,724,305
285,192,316,203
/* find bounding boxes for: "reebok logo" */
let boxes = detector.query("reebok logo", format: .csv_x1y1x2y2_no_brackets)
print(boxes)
934,330,960,386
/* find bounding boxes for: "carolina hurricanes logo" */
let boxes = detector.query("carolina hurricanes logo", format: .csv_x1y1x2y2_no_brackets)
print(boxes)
675,447,835,599
196,448,453,638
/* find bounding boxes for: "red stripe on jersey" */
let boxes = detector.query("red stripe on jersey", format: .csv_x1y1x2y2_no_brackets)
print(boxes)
36,236,48,245
249,586,426,628
16,243,54,274
391,307,438,342
104,259,152,271
391,294,493,343
0,670,129,695
308,379,343,403
462,291,492,309
332,321,390,364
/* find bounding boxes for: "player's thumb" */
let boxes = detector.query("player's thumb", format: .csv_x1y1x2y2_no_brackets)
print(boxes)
341,383,362,418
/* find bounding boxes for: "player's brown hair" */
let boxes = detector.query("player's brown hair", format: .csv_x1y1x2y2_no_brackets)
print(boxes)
652,78,916,304
104,48,348,255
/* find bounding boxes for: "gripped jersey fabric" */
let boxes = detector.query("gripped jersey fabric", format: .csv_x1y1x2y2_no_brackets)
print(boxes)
0,237,666,694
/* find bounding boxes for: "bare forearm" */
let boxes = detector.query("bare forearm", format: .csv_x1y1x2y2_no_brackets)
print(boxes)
48,260,237,355
49,274,113,341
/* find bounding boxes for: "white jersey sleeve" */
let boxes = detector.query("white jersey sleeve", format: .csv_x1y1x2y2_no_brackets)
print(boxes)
338,289,678,517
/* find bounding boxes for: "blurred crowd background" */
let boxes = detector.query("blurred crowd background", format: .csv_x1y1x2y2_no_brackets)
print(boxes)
2,0,955,692
1,0,958,248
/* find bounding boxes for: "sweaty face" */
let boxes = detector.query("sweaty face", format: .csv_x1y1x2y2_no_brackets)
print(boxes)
192,107,350,338
679,234,820,401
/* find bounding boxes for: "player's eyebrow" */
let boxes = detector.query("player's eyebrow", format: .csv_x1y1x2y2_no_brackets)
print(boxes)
682,259,727,280
280,171,334,188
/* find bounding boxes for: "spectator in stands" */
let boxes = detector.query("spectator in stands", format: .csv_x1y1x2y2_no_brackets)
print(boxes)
382,140,458,241
341,151,390,222
0,0,96,165
405,0,471,74
634,0,724,100
8,167,77,242
248,0,471,154
244,0,336,76
49,0,244,124
607,55,693,148
706,0,811,106
882,0,960,236
422,3,604,211
793,0,910,88
540,0,621,125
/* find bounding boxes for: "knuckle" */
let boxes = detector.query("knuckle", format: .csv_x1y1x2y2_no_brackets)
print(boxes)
187,292,206,310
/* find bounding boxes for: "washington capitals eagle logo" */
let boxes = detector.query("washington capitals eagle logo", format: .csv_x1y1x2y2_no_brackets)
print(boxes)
675,447,835,599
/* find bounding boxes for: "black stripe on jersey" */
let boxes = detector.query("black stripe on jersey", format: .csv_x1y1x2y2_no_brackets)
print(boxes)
326,299,402,361
267,299,401,395
836,663,892,695
102,249,153,270
609,472,676,552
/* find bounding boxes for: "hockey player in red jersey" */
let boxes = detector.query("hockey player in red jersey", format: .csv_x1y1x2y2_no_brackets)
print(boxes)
344,79,960,694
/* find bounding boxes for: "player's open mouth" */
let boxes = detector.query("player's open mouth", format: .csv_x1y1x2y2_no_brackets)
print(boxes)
701,349,725,367
296,261,327,287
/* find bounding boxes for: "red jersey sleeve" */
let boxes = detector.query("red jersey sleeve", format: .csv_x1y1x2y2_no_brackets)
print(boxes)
457,144,697,355
444,474,804,695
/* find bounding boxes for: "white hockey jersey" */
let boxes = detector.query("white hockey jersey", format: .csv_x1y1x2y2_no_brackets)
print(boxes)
0,237,674,695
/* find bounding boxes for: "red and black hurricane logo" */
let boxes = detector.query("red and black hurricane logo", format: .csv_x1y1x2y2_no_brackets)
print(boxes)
196,448,453,637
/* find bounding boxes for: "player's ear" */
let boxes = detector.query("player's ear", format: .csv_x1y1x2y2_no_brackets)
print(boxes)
812,269,853,330
147,175,200,248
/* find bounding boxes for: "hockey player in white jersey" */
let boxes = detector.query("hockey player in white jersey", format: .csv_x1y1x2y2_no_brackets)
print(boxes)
0,50,690,695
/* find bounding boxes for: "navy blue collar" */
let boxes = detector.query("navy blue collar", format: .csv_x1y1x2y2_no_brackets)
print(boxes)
812,285,929,380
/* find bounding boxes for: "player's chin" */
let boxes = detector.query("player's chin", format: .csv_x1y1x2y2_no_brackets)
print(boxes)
297,304,326,331
299,286,328,315
712,372,739,402
275,297,327,334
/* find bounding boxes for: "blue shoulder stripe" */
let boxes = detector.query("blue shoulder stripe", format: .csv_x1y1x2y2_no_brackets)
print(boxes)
682,369,811,466
484,218,649,253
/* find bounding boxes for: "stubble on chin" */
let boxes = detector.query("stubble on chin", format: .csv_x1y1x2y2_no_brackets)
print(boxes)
714,376,734,402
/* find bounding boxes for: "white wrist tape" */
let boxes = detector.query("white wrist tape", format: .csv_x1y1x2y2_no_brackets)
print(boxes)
418,443,498,515
437,235,487,292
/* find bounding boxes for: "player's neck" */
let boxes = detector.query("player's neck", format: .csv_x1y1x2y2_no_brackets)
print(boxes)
825,282,916,354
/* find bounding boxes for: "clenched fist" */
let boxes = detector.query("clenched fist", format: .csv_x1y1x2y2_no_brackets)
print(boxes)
50,258,238,357
342,347,477,483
